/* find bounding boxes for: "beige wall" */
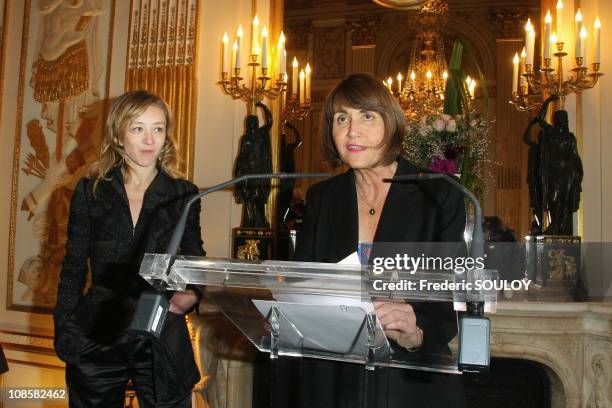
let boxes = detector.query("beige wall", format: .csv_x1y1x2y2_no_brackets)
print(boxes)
0,0,268,403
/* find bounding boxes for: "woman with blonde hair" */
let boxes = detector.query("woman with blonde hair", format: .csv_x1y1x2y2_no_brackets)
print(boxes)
54,90,205,407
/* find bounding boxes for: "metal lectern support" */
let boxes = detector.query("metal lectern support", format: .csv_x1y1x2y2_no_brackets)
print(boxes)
363,313,379,408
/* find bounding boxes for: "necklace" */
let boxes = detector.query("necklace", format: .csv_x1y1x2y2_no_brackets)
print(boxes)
357,189,384,216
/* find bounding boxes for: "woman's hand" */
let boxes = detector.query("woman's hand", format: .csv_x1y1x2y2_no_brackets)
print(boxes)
373,300,423,351
168,289,199,314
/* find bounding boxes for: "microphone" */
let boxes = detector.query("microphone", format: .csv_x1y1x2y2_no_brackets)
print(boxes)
392,172,490,374
392,172,483,259
129,172,329,337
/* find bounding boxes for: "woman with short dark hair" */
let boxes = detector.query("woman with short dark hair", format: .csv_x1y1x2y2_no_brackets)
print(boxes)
293,73,467,407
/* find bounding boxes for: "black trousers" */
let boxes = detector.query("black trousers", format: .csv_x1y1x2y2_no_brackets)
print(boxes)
66,333,191,408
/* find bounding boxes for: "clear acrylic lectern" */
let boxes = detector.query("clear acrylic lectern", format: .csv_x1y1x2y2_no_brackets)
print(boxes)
139,253,497,407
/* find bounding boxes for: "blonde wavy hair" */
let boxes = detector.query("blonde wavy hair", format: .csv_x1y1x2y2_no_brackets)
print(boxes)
90,90,181,193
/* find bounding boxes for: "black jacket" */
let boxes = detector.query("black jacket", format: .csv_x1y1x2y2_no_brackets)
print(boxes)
53,166,205,401
293,157,467,408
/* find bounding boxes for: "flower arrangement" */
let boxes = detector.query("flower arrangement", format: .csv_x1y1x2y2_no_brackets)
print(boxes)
402,112,492,197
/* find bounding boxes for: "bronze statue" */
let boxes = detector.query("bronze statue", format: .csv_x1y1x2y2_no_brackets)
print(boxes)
523,96,583,235
278,121,302,228
234,103,273,228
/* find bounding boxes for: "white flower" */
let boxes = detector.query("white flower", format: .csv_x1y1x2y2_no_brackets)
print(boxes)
446,119,457,132
441,114,452,122
433,119,446,132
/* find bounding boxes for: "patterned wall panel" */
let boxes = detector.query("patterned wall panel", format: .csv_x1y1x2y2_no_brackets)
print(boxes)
313,26,345,79
126,0,198,179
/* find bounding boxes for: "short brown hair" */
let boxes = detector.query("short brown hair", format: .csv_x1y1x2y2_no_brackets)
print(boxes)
321,73,406,167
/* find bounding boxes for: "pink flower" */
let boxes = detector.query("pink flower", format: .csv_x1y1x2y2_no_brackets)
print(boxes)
441,114,452,122
433,119,446,132
428,155,457,174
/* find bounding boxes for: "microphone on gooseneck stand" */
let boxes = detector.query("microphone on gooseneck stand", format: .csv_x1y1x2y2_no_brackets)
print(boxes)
129,172,330,338
392,172,490,374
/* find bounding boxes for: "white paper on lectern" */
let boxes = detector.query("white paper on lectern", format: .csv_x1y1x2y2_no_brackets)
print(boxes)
252,300,367,354
271,251,374,313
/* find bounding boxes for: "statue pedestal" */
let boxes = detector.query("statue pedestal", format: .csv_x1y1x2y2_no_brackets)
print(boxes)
525,235,583,301
231,228,297,261
232,228,275,260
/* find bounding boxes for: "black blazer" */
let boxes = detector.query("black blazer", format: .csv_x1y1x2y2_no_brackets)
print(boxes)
293,157,467,408
53,166,205,402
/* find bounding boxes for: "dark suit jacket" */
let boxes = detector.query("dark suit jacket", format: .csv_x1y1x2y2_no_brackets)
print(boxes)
292,157,467,408
54,166,205,402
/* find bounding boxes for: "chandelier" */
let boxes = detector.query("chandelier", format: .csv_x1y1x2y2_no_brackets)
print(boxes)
387,0,450,119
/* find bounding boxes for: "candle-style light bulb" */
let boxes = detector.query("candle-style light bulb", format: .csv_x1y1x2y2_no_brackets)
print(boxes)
232,40,239,71
397,72,403,93
251,15,259,55
575,9,584,59
577,26,587,60
299,69,305,103
544,10,552,60
594,18,601,63
551,32,558,45
525,18,535,66
222,32,229,72
512,52,519,93
278,31,286,75
556,0,564,42
292,57,299,95
236,25,243,68
261,25,268,68
442,70,448,89
410,70,416,81
305,63,311,100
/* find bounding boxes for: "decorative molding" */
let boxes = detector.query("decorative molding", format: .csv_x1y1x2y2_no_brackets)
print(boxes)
284,22,312,50
347,16,382,47
0,330,55,355
488,8,529,40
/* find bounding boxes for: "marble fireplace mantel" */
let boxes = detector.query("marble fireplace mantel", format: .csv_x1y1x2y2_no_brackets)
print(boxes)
489,301,612,408
191,300,612,408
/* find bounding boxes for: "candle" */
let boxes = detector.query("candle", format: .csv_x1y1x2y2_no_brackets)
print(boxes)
578,26,587,61
525,18,535,66
236,25,243,69
251,15,259,55
387,77,393,91
305,63,311,100
556,0,564,43
222,32,229,72
512,52,519,93
594,18,601,63
232,41,238,71
442,71,448,89
261,26,268,69
299,69,305,104
544,10,552,60
397,72,403,94
426,70,432,90
292,57,298,95
520,47,527,89
278,32,286,75
575,9,583,58
410,70,416,89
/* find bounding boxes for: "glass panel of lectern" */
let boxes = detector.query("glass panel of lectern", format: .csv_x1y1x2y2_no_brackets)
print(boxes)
139,253,497,375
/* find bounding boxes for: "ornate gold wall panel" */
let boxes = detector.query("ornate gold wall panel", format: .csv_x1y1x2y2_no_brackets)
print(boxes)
126,0,199,179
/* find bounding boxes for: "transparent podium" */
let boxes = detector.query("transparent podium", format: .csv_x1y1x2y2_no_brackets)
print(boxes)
139,253,497,407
